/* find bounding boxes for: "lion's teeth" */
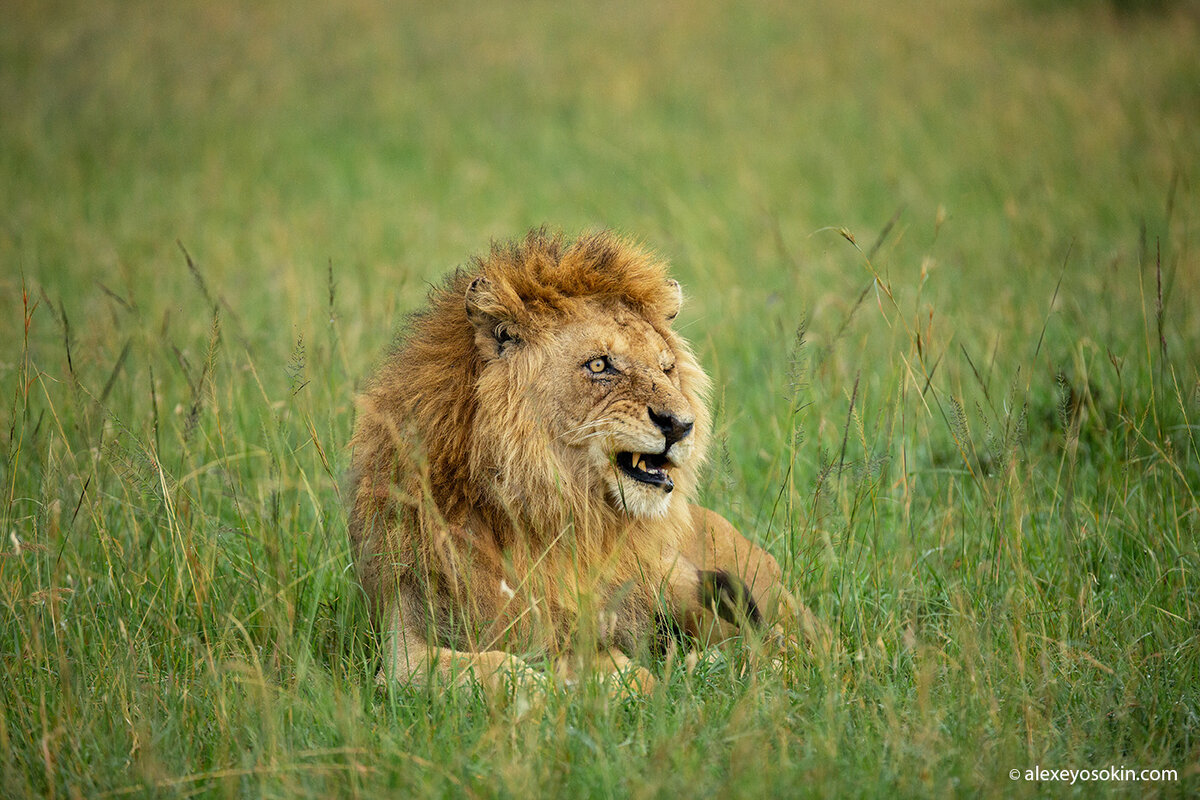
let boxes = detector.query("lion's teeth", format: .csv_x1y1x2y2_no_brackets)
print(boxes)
635,456,645,471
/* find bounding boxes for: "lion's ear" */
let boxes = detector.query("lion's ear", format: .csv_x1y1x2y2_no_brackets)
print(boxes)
662,279,683,322
465,276,522,355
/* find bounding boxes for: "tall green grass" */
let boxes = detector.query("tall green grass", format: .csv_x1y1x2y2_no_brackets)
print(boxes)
3,0,1198,796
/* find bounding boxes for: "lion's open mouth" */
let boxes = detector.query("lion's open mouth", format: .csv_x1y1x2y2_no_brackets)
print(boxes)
615,451,674,493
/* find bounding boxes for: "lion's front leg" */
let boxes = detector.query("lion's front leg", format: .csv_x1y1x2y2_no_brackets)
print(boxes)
379,602,539,692
553,648,656,697
672,505,826,650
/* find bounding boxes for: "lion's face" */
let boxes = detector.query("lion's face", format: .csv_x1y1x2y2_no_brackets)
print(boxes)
466,276,710,521
544,300,704,518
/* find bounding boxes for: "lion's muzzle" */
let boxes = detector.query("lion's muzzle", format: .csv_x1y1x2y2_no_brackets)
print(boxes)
612,408,696,494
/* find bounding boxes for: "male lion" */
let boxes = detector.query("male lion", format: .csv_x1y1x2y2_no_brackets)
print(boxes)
349,229,818,690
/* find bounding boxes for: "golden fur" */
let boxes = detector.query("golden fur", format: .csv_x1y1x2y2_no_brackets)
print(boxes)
348,230,816,689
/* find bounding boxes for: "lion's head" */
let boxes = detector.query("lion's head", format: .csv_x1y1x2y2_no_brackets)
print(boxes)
356,230,711,545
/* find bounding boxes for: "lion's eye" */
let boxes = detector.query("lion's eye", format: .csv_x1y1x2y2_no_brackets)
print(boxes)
586,357,610,375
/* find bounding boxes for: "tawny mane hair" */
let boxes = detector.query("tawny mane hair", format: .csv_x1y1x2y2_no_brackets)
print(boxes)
349,229,711,647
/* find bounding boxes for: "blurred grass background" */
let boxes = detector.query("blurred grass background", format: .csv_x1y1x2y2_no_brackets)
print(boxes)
2,0,1198,796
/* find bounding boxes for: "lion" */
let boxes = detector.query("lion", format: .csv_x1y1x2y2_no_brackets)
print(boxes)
348,229,820,691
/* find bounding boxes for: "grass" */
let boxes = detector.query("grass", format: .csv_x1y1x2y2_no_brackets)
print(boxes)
2,0,1199,796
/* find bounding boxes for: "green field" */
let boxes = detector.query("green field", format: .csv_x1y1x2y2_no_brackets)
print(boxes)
3,0,1198,796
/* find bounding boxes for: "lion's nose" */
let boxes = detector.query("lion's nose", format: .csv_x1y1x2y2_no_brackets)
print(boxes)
648,408,694,447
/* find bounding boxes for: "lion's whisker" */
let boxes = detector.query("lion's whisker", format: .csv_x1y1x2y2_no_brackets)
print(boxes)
564,418,613,433
558,418,615,441
574,430,616,444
